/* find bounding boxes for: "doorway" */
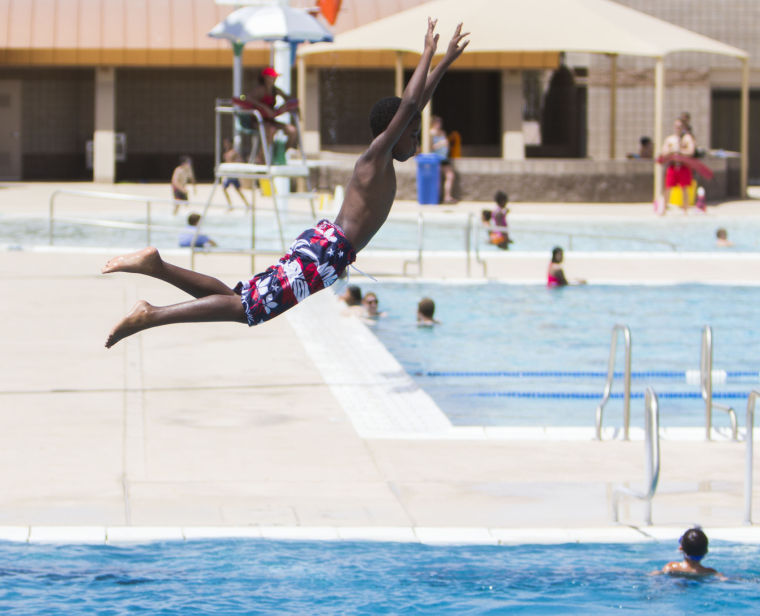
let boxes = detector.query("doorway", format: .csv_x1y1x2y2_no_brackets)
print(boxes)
711,89,760,184
0,80,21,180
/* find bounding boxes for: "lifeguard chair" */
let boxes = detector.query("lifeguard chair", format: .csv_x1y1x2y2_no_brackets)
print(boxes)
204,98,318,251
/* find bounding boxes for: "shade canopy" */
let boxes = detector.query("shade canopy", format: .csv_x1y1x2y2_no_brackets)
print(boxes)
298,0,749,197
300,0,747,63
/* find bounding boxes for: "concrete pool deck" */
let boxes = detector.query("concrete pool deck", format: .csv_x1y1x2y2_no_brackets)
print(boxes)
1,181,760,540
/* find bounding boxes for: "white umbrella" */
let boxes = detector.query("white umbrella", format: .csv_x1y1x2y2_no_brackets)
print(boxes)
209,3,333,97
209,3,333,45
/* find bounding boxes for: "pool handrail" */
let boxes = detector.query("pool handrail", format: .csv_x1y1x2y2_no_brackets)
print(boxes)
473,224,678,258
516,227,678,252
402,213,424,276
745,390,759,524
48,188,229,247
47,188,477,277
595,324,632,440
612,386,661,525
701,325,738,440
472,221,510,277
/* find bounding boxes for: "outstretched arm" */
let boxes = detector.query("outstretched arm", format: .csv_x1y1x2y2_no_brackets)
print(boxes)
421,22,469,108
368,18,439,155
401,18,440,112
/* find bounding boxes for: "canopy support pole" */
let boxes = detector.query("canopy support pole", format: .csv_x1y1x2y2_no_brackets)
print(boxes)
394,51,404,97
421,99,431,154
297,54,306,120
232,42,245,151
653,57,665,203
608,54,618,159
740,57,749,197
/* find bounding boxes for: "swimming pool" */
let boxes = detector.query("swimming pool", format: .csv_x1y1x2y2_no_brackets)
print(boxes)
4,208,759,253
0,538,757,614
364,282,759,428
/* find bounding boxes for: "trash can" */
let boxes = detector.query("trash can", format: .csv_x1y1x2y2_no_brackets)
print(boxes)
415,153,440,204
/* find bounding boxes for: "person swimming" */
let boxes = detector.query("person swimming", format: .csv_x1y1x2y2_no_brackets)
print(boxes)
547,246,586,288
652,527,726,580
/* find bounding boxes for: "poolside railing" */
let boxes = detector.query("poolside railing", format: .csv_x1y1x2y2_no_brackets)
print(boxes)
47,188,462,275
46,189,685,278
745,390,760,524
612,386,661,526
514,228,678,252
701,325,738,440
402,213,425,276
472,224,678,264
596,324,632,440
47,188,248,246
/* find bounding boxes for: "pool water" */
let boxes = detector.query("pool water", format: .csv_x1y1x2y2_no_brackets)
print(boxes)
365,282,760,427
3,210,759,252
0,538,757,615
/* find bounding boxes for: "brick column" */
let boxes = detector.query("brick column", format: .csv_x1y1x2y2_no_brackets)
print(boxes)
501,70,524,160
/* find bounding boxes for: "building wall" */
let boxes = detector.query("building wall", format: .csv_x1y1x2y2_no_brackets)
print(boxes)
115,68,236,182
0,68,94,179
319,69,394,147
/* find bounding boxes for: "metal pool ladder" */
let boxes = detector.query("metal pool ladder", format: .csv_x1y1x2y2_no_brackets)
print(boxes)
612,387,661,526
595,324,632,440
745,390,759,524
701,325,738,440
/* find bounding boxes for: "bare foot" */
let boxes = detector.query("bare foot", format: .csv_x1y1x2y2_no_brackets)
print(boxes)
102,247,162,275
105,300,153,348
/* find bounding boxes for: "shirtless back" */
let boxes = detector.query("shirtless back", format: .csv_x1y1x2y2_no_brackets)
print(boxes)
334,19,468,253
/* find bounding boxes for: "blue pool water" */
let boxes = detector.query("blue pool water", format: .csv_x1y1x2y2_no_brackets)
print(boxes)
1,538,757,615
364,282,760,428
3,209,759,252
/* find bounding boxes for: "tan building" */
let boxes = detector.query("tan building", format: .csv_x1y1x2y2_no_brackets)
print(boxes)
0,0,758,190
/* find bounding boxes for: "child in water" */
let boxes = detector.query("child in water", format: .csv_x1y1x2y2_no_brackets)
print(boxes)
652,527,726,580
103,19,468,348
489,190,511,250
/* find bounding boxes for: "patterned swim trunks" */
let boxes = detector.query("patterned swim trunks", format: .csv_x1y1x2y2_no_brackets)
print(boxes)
235,219,356,326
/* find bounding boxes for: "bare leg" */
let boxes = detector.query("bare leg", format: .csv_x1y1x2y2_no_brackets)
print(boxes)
102,247,236,299
235,186,250,209
442,166,456,203
659,187,671,215
285,124,299,150
222,186,234,210
105,294,247,348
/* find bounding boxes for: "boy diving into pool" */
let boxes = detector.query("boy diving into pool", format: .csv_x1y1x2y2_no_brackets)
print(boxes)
103,19,469,348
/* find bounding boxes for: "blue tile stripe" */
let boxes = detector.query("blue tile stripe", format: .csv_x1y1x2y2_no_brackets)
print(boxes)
420,370,758,380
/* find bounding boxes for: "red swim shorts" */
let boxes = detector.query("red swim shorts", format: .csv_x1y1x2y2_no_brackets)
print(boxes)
234,219,356,326
665,164,693,188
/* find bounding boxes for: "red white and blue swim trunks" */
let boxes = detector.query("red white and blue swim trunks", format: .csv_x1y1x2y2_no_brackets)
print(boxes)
234,219,356,326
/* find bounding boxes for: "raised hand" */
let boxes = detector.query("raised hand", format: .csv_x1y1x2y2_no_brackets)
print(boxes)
425,17,439,52
444,22,469,63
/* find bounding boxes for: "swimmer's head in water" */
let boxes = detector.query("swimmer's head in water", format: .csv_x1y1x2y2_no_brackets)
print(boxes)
369,96,421,162
418,297,436,319
680,527,708,561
